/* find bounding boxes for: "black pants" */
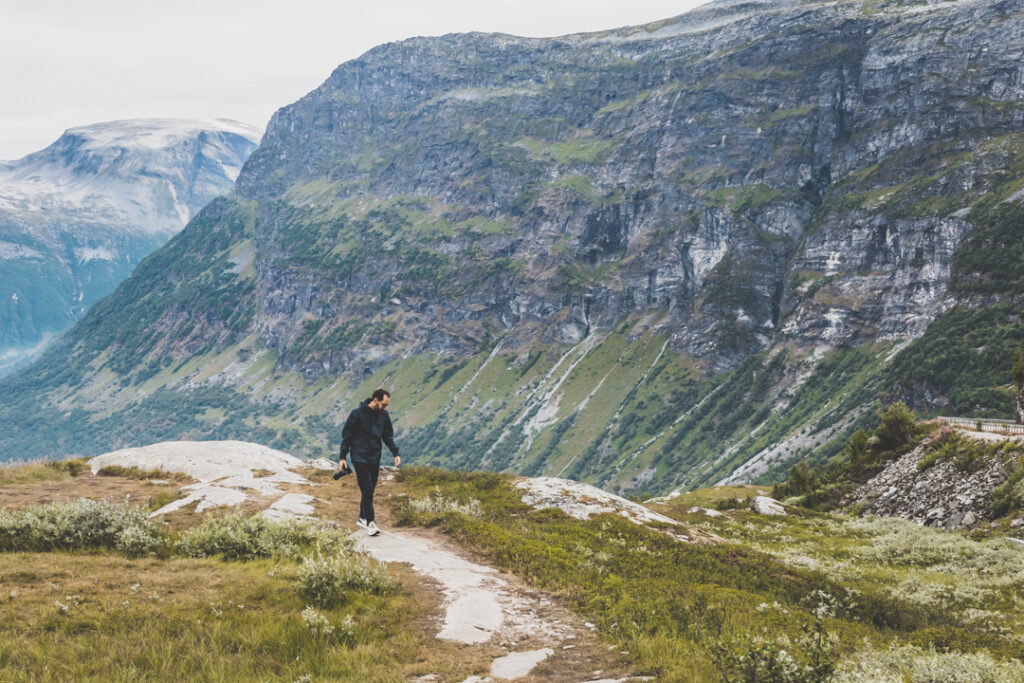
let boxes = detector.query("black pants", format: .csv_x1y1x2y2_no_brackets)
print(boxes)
352,461,380,523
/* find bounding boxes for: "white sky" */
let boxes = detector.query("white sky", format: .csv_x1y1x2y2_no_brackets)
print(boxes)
0,0,709,161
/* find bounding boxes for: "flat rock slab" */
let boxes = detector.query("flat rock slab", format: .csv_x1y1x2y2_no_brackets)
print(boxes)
89,440,311,482
490,648,553,679
154,485,248,516
89,440,319,518
354,528,571,646
514,477,713,545
514,477,681,527
262,493,317,520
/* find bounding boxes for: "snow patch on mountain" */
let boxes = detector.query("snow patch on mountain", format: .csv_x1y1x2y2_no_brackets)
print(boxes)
74,246,116,263
0,242,44,260
0,118,262,236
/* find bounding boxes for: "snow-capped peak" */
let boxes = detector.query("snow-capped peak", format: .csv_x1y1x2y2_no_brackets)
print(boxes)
0,118,263,236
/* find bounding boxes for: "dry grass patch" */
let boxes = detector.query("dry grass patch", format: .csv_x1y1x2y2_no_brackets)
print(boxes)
95,465,193,482
649,484,767,509
0,550,499,681
0,475,181,513
0,459,87,486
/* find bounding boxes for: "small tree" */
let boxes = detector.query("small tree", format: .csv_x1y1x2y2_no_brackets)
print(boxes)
844,429,870,468
1013,348,1024,424
874,401,918,456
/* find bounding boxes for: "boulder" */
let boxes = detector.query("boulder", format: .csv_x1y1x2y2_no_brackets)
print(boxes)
750,496,786,516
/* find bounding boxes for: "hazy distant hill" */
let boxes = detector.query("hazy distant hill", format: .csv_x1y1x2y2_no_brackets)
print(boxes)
0,119,261,374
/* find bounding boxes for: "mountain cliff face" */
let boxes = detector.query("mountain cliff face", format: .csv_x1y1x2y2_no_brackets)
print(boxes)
3,0,1024,496
0,119,261,374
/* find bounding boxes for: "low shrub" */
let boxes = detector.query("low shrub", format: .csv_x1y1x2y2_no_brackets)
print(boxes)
849,517,1024,583
300,606,356,643
402,487,483,519
714,592,838,683
916,429,1009,473
295,550,392,608
145,489,187,511
96,465,189,481
990,458,1024,518
833,642,1024,682
176,512,350,560
715,495,752,511
45,459,86,477
0,498,167,556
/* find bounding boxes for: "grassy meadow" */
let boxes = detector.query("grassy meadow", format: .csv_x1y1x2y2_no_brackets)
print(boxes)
2,459,1023,681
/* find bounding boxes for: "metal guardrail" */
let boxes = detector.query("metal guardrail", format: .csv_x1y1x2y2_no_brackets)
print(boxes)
935,416,1024,435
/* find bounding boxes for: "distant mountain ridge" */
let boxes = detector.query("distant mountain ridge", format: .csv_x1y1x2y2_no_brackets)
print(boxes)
0,118,261,373
2,0,1023,497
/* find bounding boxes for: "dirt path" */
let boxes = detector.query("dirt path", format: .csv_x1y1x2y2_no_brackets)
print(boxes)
353,525,635,682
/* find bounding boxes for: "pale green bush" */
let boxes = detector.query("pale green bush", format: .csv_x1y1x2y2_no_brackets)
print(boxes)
888,576,992,610
406,487,483,517
296,548,392,607
849,517,1024,582
301,606,355,643
301,606,333,637
176,511,350,560
834,643,1024,682
0,498,166,556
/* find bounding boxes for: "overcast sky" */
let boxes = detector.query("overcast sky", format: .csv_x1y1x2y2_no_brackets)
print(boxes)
0,1,709,160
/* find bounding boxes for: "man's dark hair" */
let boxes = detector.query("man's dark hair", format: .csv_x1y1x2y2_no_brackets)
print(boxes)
371,388,391,402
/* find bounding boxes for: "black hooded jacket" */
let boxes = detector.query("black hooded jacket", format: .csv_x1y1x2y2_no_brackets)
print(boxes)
339,400,399,465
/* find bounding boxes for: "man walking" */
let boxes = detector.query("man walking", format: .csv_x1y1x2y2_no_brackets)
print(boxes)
336,389,400,536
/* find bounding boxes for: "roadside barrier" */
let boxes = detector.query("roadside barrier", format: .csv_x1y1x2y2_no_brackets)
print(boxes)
935,415,1024,436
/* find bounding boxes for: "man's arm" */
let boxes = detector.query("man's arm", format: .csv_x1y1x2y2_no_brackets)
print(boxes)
338,410,358,467
383,412,400,466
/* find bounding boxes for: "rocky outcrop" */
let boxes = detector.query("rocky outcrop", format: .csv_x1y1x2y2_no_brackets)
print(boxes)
750,496,786,516
845,436,1017,529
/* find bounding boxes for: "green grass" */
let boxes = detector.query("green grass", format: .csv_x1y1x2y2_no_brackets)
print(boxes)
654,496,1024,662
515,135,617,164
0,501,502,681
390,468,1024,681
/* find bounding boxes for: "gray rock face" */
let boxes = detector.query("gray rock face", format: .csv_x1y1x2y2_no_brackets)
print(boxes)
224,0,1024,376
845,434,1014,528
0,119,261,373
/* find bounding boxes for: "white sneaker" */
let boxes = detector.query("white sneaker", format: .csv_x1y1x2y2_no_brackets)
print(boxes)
367,521,381,536
357,517,368,529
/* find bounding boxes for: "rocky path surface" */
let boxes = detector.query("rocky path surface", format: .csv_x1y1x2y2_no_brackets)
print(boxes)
354,530,572,647
354,528,621,682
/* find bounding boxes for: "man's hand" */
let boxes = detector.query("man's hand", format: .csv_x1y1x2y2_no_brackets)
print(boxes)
394,455,401,467
333,460,350,480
